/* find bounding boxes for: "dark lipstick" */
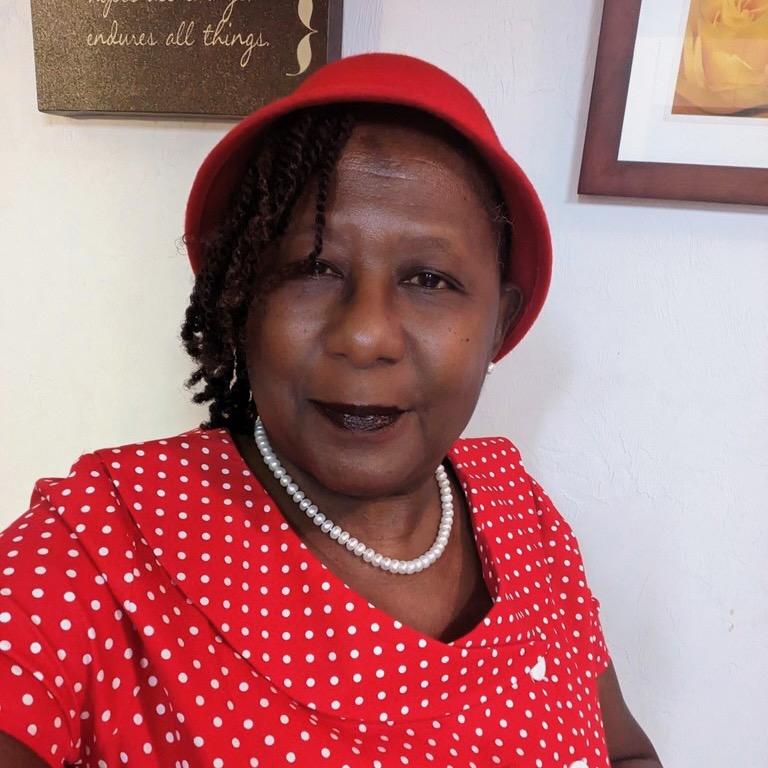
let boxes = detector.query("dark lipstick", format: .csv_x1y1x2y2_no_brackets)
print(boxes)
311,401,405,432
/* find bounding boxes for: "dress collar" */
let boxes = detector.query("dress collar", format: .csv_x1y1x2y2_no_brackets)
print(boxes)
100,427,556,724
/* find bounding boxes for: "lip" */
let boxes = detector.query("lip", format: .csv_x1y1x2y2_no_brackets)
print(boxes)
310,400,410,440
310,400,406,416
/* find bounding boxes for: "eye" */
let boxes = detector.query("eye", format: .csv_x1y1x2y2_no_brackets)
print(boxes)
304,259,338,278
405,270,454,290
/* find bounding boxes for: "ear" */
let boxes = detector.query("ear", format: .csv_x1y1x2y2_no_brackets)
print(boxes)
490,281,523,360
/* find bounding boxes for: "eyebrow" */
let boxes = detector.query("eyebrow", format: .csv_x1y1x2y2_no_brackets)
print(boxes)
284,225,467,251
395,233,468,260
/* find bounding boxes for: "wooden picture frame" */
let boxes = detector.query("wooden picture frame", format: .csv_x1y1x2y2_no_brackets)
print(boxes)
579,0,768,206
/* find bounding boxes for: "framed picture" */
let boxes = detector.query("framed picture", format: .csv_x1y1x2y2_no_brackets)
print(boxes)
579,0,768,206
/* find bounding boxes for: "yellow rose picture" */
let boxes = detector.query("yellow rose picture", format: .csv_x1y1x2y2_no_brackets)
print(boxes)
673,0,768,117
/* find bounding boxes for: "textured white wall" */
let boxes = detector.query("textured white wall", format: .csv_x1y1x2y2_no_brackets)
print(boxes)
2,1,767,765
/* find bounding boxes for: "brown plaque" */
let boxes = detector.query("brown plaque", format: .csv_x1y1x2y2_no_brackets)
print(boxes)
30,0,344,118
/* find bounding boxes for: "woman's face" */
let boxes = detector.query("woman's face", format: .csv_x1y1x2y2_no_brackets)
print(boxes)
244,118,520,499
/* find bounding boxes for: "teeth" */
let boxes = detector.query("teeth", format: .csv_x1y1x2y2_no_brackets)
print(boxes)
341,412,397,431
315,402,403,431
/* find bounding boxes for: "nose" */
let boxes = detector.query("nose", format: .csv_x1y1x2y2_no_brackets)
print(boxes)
323,274,406,368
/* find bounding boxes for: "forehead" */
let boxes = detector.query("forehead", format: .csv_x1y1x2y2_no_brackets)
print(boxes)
277,110,504,270
335,114,498,214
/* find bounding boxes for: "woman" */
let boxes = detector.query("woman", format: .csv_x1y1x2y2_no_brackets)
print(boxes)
0,54,662,767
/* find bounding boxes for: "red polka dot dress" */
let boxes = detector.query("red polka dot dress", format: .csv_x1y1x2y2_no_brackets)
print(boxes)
0,427,612,767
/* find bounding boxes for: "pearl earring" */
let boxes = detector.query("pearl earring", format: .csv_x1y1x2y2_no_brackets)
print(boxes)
486,362,495,375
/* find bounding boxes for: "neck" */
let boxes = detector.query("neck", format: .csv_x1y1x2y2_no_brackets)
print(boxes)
231,431,452,559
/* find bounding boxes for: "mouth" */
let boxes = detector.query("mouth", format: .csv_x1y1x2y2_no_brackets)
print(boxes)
310,400,407,432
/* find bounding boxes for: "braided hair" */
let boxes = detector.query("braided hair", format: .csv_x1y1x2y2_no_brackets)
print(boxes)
180,104,512,437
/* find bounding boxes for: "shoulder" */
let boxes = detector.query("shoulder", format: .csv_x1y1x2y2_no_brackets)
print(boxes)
90,424,230,475
448,433,536,502
0,425,233,569
453,435,584,550
449,432,558,540
450,433,563,516
451,433,597,598
448,433,526,470
0,425,230,669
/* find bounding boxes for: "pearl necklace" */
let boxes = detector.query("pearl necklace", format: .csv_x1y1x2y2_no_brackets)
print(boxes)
253,417,454,575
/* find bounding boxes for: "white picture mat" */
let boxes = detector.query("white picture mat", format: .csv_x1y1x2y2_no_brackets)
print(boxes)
618,0,768,169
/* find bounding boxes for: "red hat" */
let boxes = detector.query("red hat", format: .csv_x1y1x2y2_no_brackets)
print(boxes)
184,52,552,361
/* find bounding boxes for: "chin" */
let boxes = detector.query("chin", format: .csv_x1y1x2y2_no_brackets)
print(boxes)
310,449,416,497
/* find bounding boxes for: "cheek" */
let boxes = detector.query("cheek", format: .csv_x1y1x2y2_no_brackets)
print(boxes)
244,292,323,421
246,286,326,369
417,314,493,399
